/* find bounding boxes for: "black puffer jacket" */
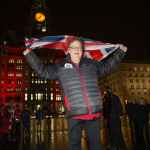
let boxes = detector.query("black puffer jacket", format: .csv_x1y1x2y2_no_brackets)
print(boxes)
25,48,125,119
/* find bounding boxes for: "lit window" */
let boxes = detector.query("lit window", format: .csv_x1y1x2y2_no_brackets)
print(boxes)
8,72,14,77
56,94,61,101
140,68,143,71
25,79,28,83
45,59,47,63
51,88,53,91
16,73,22,77
17,59,22,64
2,72,4,76
50,59,53,62
44,80,47,83
35,79,37,84
56,81,59,84
134,67,137,71
32,79,34,83
26,71,28,75
1,79,4,83
25,87,28,91
25,94,28,101
32,72,34,76
41,79,43,83
51,93,53,100
38,79,40,84
31,94,33,100
7,87,13,91
9,59,14,63
56,88,60,92
16,79,21,84
41,58,43,63
16,65,22,70
45,88,47,91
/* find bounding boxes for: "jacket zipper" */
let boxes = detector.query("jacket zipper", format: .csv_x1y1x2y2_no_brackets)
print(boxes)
67,58,91,115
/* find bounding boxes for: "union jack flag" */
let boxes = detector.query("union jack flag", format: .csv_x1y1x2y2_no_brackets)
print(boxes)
25,35,121,61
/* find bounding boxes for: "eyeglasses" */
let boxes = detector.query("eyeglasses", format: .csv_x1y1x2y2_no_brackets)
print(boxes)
69,46,82,51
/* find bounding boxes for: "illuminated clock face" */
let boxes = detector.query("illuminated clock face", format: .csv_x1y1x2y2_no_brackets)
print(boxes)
35,13,45,22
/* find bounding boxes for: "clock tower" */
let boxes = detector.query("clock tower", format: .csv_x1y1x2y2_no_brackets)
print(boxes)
25,0,54,38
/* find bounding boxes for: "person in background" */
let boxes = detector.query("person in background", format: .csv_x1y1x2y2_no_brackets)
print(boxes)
103,87,124,150
137,98,150,137
21,106,30,137
132,99,139,133
125,99,134,132
36,107,44,131
15,104,22,138
47,106,51,123
4,100,16,141
0,103,4,128
1,112,13,143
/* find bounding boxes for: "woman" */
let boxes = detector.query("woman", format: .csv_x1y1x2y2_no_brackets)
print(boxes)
23,36,127,150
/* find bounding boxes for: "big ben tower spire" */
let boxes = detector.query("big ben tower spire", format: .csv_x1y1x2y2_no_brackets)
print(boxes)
25,0,53,38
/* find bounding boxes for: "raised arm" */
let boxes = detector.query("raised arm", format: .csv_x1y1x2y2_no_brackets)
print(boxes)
23,49,59,80
90,46,127,75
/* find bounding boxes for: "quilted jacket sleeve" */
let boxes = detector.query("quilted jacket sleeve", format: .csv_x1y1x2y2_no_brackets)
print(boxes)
90,48,125,75
25,51,59,80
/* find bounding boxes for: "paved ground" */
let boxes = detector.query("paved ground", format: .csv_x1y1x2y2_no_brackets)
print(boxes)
0,114,150,150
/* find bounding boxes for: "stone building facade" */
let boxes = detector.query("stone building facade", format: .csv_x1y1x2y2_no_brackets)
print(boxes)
98,60,150,111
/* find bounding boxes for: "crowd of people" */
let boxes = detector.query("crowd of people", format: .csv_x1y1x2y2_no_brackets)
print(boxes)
0,100,50,143
125,98,150,137
0,100,31,143
103,86,150,150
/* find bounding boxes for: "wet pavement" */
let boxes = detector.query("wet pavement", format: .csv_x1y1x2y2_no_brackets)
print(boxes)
0,114,150,150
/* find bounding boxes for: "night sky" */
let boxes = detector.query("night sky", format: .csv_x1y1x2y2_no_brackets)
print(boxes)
0,0,150,60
